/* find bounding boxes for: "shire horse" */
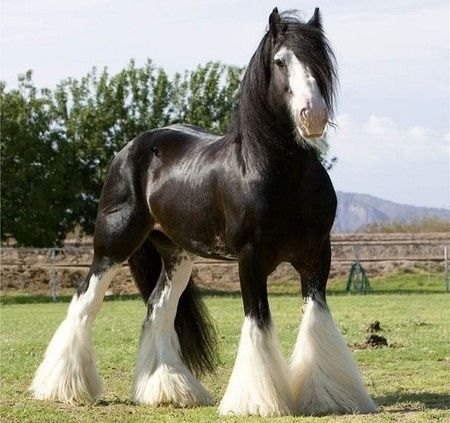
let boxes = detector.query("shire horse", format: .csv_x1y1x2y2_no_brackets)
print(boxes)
31,8,377,416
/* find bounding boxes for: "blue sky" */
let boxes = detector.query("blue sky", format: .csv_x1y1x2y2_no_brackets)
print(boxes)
2,0,449,208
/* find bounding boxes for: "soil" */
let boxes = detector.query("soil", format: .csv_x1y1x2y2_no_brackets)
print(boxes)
367,320,382,332
1,232,448,296
365,334,388,347
352,333,389,350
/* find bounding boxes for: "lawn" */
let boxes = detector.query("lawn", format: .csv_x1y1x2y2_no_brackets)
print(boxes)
1,276,449,422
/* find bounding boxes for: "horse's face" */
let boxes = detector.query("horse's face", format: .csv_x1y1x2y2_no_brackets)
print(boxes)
268,8,335,144
272,47,328,140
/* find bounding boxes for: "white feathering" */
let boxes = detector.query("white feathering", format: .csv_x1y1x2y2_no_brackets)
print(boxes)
290,299,378,415
30,268,118,404
219,317,293,416
132,253,213,407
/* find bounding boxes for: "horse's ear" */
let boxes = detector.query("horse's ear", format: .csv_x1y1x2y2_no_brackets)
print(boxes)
269,7,281,38
308,7,322,29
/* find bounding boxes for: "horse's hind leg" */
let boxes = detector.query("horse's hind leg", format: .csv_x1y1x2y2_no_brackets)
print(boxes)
30,152,153,404
30,255,121,404
290,240,377,415
132,240,213,407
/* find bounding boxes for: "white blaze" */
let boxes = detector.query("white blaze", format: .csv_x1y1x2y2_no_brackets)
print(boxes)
274,47,327,149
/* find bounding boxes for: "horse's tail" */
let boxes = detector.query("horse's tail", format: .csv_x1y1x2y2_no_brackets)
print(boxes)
128,238,218,376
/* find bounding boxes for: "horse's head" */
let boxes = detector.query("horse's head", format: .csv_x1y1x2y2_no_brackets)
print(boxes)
268,8,337,147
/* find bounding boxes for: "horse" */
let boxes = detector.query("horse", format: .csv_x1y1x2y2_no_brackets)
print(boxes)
30,8,377,416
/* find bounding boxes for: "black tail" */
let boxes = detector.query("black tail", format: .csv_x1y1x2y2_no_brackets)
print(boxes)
175,277,218,375
128,238,218,376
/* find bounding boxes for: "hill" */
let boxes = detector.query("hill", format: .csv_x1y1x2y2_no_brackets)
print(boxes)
334,192,450,232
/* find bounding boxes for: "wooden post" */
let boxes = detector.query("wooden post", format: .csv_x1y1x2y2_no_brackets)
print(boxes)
50,249,57,302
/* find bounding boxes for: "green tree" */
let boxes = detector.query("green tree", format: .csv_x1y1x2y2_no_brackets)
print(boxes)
1,72,82,246
171,62,243,134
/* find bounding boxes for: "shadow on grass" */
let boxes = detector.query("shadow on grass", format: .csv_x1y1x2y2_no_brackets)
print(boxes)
0,290,243,305
376,391,450,410
0,293,143,305
95,398,135,407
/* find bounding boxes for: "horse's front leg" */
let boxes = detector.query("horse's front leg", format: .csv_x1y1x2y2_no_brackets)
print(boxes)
290,240,377,415
219,242,293,417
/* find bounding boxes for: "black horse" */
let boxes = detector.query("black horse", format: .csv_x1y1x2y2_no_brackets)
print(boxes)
31,8,377,416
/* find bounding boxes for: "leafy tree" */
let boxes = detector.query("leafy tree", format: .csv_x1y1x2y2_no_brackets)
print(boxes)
171,62,243,134
1,72,82,246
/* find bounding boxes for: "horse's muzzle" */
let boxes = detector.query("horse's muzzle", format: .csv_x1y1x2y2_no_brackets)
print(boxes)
298,107,328,139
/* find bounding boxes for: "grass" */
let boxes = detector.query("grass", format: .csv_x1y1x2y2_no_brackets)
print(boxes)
1,273,449,422
270,267,447,296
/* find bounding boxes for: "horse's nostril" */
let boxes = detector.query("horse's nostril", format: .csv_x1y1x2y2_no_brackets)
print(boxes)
299,108,308,123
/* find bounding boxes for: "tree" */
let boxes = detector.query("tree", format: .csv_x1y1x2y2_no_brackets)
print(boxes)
1,72,82,246
171,62,243,134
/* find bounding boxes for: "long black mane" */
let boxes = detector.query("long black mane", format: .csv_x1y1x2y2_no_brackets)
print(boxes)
227,10,337,152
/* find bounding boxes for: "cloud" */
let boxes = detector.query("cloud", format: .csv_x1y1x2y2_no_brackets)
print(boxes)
327,113,450,208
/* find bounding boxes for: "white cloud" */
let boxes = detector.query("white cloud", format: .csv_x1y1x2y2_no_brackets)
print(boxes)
328,113,450,208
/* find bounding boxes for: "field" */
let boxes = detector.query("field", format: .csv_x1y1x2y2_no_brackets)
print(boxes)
1,274,449,422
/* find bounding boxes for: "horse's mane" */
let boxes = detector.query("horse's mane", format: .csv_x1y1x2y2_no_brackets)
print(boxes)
227,10,337,152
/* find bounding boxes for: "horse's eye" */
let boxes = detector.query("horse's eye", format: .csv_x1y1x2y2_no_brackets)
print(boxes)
274,59,285,68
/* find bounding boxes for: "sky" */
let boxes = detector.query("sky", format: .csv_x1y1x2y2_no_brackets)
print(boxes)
2,0,449,208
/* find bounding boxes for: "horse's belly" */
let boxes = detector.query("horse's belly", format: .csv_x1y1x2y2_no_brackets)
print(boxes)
149,190,235,260
153,222,236,260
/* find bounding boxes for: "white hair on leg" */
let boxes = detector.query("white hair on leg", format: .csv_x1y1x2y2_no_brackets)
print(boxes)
290,298,377,415
132,253,213,407
219,317,293,416
30,266,118,404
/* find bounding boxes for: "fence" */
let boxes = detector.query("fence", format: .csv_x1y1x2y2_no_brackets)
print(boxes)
1,233,449,300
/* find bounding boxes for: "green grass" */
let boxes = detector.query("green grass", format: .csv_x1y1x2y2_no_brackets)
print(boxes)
270,267,447,296
1,277,449,422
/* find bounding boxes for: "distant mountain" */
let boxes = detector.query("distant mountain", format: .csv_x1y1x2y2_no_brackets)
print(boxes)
333,192,450,232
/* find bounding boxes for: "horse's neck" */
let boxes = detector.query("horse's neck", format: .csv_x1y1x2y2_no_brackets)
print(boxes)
228,119,310,167
223,132,314,181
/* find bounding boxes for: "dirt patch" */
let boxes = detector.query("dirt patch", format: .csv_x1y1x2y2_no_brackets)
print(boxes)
353,334,389,350
1,232,448,295
0,265,138,296
365,334,388,347
367,320,382,332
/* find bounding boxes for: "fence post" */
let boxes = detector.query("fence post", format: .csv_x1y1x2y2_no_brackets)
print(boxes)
50,248,57,302
445,246,449,293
